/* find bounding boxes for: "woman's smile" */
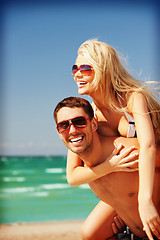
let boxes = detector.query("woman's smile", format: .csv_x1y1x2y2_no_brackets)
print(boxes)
76,80,88,88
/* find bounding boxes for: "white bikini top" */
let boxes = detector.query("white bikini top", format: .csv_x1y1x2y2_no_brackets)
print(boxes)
93,104,137,138
123,111,137,138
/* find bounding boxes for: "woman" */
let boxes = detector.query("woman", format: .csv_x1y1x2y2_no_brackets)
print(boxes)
67,40,160,240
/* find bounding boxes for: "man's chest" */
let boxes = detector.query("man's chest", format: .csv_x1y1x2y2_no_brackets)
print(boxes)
89,172,139,207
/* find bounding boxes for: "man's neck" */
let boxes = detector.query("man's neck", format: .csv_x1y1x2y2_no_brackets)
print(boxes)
78,132,104,168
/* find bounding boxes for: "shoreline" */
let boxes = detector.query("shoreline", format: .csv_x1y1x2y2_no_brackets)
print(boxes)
0,220,83,240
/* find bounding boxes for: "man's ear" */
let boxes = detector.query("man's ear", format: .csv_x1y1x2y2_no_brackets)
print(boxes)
91,117,98,132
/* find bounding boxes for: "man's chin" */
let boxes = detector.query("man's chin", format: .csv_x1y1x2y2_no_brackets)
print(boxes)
68,144,85,154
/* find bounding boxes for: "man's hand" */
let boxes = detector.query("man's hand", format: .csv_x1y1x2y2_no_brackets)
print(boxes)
112,215,126,234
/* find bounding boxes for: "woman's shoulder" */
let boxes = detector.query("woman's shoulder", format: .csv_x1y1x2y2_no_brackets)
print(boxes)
128,91,146,102
127,91,147,112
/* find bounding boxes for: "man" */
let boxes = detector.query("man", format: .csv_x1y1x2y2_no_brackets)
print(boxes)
53,96,160,240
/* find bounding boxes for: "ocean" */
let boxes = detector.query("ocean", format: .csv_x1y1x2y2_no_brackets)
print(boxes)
0,156,99,224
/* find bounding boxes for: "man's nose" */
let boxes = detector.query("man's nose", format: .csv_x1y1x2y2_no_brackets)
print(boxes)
69,123,78,133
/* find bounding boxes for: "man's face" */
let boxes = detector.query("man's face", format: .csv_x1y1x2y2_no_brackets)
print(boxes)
56,107,96,155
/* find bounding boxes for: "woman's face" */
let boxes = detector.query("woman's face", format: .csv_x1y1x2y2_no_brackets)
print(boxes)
73,54,95,96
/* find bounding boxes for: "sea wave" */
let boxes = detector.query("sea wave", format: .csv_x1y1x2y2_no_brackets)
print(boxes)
0,157,8,162
9,169,35,175
2,187,35,193
30,192,49,197
45,168,64,174
41,183,71,189
3,177,26,182
79,184,90,189
1,183,71,195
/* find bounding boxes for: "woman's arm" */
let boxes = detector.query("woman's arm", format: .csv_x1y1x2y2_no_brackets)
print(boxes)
66,144,138,187
131,92,160,240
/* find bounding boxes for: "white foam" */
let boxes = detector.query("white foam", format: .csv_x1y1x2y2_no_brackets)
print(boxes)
42,183,70,190
79,184,90,189
30,192,49,197
3,187,35,193
3,177,26,182
45,168,64,173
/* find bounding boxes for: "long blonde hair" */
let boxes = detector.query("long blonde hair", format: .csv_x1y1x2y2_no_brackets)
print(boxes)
78,39,160,144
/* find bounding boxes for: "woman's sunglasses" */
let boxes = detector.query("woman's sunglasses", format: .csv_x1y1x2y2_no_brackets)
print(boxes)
72,64,93,77
57,116,89,133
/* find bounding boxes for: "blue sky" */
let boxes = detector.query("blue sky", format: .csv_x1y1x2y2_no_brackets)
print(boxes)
0,0,159,156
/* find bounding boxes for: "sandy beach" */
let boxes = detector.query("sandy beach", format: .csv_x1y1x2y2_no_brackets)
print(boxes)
0,220,83,240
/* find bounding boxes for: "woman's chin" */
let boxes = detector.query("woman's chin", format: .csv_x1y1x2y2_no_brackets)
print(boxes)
78,88,86,95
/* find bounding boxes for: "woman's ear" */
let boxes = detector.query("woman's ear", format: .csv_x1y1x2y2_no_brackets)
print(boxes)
91,117,98,132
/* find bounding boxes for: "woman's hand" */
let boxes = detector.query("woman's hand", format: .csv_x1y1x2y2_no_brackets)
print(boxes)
107,144,139,173
67,144,139,187
139,199,160,240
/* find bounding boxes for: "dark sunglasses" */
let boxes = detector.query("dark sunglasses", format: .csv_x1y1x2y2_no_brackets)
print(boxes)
57,116,89,133
72,64,93,77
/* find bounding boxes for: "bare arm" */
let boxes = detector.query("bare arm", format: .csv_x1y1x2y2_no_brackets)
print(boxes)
131,92,160,240
66,145,138,187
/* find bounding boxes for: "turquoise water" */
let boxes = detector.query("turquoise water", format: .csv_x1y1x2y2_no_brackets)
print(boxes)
0,156,99,223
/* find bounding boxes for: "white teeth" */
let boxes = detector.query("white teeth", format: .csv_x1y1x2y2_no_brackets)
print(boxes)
77,82,86,87
70,137,83,143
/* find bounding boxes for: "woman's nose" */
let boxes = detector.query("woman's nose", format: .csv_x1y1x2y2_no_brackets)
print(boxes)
74,69,82,77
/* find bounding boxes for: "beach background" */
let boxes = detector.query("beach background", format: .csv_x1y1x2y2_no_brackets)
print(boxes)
0,156,98,239
1,0,159,239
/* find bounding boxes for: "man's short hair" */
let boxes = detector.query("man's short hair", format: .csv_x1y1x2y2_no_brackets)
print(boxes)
54,97,94,123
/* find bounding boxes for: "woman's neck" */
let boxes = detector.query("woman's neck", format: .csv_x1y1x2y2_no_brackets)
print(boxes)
89,91,109,110
90,90,121,112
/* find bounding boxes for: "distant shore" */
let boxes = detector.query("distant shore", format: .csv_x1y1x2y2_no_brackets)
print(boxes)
0,220,83,240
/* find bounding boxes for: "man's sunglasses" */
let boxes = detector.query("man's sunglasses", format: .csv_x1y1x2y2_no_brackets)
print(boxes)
72,64,93,77
57,116,89,133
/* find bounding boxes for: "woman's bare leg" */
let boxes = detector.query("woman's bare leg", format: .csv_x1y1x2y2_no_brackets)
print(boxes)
81,200,118,240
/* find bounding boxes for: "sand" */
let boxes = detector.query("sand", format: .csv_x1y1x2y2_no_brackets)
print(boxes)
0,220,83,240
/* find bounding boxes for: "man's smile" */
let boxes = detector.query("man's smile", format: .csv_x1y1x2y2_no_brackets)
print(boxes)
68,134,85,147
70,136,84,143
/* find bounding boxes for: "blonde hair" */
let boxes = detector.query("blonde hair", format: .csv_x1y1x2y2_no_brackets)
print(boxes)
78,39,160,144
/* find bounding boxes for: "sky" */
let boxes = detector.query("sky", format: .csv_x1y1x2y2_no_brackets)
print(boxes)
0,0,159,156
